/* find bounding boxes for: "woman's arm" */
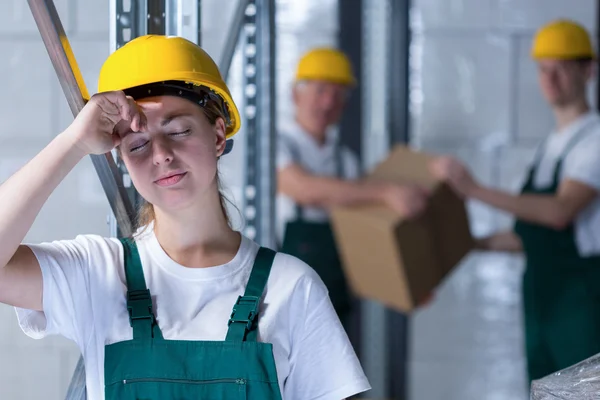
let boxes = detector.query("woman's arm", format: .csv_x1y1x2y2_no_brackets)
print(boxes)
0,91,144,311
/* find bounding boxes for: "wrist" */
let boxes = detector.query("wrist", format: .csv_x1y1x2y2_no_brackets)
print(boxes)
359,180,389,204
376,182,396,205
467,182,486,199
57,128,89,160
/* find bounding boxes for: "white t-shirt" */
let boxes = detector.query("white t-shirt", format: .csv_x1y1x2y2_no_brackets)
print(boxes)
276,121,361,244
528,111,600,256
14,228,370,400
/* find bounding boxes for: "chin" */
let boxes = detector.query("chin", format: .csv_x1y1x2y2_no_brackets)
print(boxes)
147,190,199,213
542,91,565,106
549,97,571,108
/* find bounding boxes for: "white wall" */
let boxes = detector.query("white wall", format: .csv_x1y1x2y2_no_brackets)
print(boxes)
408,1,598,399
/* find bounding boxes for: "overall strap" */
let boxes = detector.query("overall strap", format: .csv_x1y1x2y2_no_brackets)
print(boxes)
120,238,163,341
225,247,277,342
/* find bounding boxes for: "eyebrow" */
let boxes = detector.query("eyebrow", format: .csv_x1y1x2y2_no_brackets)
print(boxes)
160,113,194,127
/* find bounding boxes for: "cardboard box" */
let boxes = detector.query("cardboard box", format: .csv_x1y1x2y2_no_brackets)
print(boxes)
330,145,475,312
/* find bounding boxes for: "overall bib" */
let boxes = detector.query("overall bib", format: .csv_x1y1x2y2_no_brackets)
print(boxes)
514,125,600,381
280,143,351,321
104,238,283,399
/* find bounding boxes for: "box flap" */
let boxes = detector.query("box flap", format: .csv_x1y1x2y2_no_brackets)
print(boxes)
368,145,439,189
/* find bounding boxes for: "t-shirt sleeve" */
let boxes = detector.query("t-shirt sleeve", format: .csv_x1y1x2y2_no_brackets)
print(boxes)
562,132,600,191
284,277,371,400
14,235,96,347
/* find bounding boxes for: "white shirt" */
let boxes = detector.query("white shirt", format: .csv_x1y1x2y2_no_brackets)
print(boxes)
528,111,600,256
276,121,361,244
14,228,370,400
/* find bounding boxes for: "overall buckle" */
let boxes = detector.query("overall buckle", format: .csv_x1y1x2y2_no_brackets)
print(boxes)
228,295,260,331
127,289,155,327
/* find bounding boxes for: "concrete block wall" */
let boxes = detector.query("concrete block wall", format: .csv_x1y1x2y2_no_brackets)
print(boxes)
408,1,597,399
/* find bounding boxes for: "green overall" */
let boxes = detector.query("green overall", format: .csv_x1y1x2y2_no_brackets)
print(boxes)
280,141,351,321
514,125,600,382
104,238,283,399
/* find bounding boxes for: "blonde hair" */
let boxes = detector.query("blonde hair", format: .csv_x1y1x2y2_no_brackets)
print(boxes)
135,95,232,234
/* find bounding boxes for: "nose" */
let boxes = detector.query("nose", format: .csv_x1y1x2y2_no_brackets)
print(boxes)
152,139,174,166
319,90,337,110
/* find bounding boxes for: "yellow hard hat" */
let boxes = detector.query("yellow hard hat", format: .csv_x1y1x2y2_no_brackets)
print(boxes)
295,48,356,87
98,35,241,138
531,19,595,60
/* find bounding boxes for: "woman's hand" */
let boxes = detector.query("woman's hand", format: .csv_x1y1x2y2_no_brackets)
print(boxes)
63,91,148,156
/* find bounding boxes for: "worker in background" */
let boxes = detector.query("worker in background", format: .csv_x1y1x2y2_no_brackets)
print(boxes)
430,20,600,382
0,36,371,399
277,48,428,323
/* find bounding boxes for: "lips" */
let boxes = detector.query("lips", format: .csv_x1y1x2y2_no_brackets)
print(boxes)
154,171,187,187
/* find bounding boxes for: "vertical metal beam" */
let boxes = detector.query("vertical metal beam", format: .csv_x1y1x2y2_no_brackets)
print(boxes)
220,0,252,80
165,0,201,44
242,0,276,249
338,0,363,159
147,0,166,34
386,1,411,398
361,0,392,398
338,0,364,362
387,0,411,146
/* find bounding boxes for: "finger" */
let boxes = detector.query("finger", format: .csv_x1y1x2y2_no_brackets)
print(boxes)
138,108,148,131
137,101,162,110
131,113,140,132
125,96,141,123
106,91,134,121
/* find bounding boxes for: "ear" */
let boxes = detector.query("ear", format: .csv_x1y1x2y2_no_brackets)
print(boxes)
214,117,228,157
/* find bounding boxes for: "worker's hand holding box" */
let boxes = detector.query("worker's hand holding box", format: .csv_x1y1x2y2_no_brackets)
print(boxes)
330,145,475,313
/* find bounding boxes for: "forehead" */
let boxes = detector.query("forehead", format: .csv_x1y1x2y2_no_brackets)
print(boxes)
537,59,583,71
116,95,204,137
142,96,207,126
303,80,348,91
137,95,200,115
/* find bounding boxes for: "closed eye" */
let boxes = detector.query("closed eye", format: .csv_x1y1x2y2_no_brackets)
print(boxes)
169,129,191,137
130,140,149,153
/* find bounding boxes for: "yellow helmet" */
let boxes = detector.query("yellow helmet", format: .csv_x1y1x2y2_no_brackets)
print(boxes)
295,48,356,87
98,35,241,138
531,19,595,60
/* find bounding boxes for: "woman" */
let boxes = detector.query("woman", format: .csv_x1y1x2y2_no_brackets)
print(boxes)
0,35,370,400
